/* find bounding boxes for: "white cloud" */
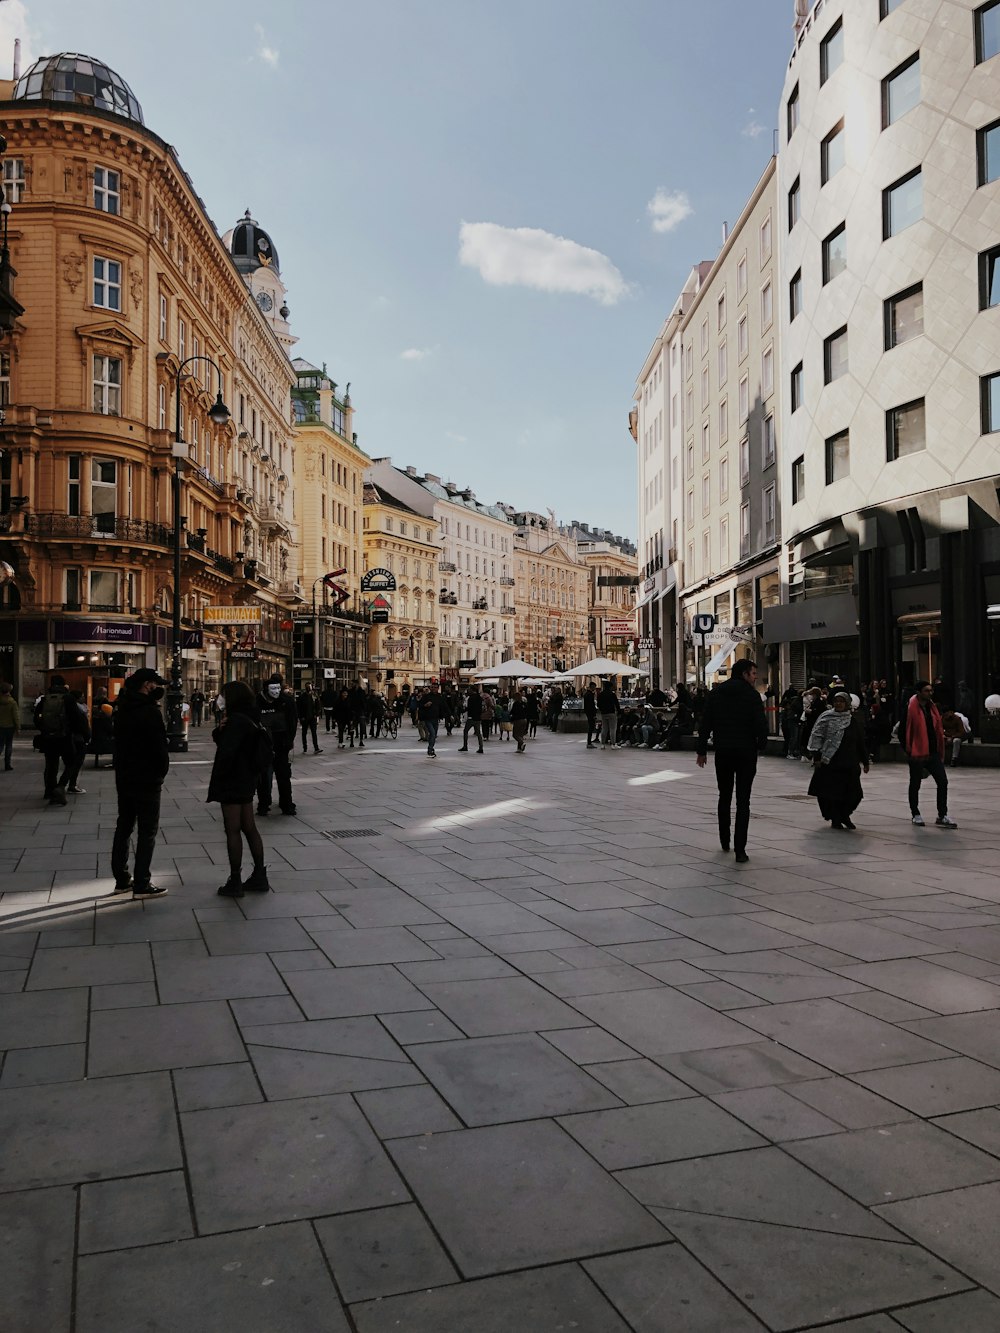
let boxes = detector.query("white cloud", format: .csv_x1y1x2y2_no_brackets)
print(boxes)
254,24,279,67
0,2,37,73
458,221,629,306
647,189,693,235
742,120,766,139
401,347,431,361
445,431,467,444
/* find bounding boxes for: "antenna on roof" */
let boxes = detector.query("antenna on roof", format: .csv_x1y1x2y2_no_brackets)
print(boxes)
13,39,20,81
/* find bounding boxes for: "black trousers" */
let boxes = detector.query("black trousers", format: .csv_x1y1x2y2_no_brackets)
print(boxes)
714,748,758,853
585,714,597,744
908,755,948,818
257,745,294,811
41,739,74,797
300,718,319,752
324,708,335,732
111,785,161,889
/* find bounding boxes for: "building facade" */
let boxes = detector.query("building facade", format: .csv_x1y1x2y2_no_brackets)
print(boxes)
569,525,639,665
290,359,369,689
362,481,439,690
506,512,590,672
366,460,515,678
677,159,782,690
767,0,1000,701
0,53,298,711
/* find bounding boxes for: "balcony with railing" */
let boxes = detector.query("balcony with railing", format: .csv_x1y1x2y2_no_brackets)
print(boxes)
27,513,172,546
439,592,458,605
472,597,489,611
438,561,457,573
499,605,515,616
258,502,290,531
500,576,515,586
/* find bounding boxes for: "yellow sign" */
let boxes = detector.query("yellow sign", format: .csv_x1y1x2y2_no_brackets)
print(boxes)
203,605,261,625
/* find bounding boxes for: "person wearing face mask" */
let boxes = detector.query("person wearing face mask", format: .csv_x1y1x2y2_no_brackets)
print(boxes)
110,668,170,897
256,674,298,816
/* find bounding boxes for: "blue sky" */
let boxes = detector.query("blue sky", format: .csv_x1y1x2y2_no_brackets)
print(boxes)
3,0,794,539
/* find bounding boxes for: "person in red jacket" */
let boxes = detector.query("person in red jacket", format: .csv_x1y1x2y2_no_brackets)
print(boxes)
904,680,957,828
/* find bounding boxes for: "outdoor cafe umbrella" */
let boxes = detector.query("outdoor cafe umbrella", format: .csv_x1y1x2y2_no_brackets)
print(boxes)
564,657,644,678
471,659,552,680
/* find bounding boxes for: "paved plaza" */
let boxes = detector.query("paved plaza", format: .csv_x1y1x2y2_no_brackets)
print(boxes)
3,724,1000,1330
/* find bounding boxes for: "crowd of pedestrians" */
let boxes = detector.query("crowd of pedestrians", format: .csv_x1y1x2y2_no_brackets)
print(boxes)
0,658,985,902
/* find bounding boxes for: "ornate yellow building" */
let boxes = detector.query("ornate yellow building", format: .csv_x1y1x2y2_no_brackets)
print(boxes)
290,360,369,688
363,481,438,690
0,53,298,708
509,513,589,672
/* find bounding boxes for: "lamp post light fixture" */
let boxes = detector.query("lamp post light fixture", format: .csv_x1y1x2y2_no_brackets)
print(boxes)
167,355,230,751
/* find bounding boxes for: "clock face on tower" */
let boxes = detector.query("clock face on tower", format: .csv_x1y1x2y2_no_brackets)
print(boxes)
256,290,274,313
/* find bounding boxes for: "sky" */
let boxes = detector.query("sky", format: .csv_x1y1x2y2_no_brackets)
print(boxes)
1,0,796,540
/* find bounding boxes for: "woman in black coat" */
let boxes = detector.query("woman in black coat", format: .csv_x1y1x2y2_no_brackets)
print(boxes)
208,680,271,897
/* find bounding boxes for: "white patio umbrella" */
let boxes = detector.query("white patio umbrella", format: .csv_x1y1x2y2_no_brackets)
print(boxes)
565,657,644,678
471,658,552,680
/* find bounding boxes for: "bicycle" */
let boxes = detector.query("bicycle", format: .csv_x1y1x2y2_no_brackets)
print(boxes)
382,712,399,740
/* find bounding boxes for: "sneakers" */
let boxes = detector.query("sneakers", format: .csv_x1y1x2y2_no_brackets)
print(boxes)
936,815,958,828
133,884,168,899
428,750,437,758
280,805,297,817
50,788,68,806
112,877,133,895
842,818,857,830
217,876,244,898
735,851,750,864
313,748,323,754
911,814,925,827
67,785,85,794
458,746,468,752
242,864,272,893
477,747,484,755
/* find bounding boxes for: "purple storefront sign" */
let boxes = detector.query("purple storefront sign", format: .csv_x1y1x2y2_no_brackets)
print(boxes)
54,620,153,645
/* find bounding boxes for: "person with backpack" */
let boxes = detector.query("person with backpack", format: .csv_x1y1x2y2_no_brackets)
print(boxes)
63,689,92,794
209,680,273,898
0,681,20,772
256,674,297,816
110,669,170,897
33,674,89,805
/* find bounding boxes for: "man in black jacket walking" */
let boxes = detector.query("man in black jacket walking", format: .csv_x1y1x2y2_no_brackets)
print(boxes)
458,684,484,753
110,669,170,897
696,659,767,863
34,674,91,805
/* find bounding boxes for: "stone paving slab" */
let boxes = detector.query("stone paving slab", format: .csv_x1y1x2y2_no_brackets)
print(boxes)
4,729,1000,1328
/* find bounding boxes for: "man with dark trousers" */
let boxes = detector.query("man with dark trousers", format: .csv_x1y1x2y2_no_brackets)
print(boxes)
34,673,90,805
418,681,442,757
583,682,598,749
320,681,337,733
696,658,767,864
297,685,322,755
110,668,170,897
256,674,298,815
458,684,484,753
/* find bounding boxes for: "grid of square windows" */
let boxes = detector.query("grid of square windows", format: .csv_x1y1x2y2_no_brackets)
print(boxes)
825,430,850,484
975,1,1000,64
823,224,847,284
792,455,805,505
980,244,1000,309
824,327,849,384
886,398,926,459
884,283,924,348
788,176,801,231
981,373,1000,433
882,54,920,128
790,269,802,321
787,83,799,140
820,18,844,84
977,116,1000,186
883,167,922,238
821,121,845,184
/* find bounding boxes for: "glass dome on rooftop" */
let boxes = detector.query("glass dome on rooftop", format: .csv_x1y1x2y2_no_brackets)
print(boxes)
12,53,144,125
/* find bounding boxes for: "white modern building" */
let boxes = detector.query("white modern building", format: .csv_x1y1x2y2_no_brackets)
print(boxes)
677,159,782,690
766,0,1000,698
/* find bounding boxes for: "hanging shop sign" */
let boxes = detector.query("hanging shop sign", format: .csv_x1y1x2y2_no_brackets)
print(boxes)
204,606,261,626
361,568,398,593
604,619,636,637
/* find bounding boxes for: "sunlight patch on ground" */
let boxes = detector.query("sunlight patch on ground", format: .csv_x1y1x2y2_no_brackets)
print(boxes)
628,769,689,786
414,797,547,833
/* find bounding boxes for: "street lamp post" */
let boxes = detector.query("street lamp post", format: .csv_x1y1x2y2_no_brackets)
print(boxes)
167,356,230,751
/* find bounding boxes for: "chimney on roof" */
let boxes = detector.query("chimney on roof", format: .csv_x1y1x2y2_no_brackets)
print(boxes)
425,473,441,484
405,466,417,476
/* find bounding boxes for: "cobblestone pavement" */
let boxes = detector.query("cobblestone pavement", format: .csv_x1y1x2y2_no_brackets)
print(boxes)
3,722,1000,1331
